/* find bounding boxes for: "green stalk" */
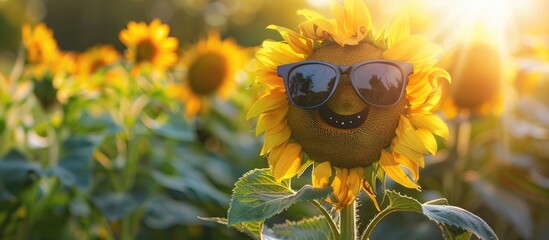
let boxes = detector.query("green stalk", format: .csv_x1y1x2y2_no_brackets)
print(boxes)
309,200,341,240
340,201,356,240
120,218,132,240
361,207,421,240
361,206,393,240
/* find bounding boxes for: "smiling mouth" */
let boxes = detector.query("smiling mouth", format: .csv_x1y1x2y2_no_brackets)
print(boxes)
319,105,368,129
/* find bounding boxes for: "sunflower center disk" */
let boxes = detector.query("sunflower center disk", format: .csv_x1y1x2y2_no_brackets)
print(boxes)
188,52,227,96
319,105,368,129
136,40,156,63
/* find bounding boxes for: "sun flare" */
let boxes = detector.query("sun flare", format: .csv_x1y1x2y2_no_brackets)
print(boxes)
424,0,534,49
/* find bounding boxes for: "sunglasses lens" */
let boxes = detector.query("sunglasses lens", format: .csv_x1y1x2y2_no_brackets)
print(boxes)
352,63,405,106
287,64,337,108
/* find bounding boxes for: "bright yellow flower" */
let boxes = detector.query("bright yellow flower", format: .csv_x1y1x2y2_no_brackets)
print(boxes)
22,23,78,108
75,45,120,76
71,45,121,97
169,31,248,118
52,52,78,104
22,23,61,77
119,19,179,74
248,0,450,209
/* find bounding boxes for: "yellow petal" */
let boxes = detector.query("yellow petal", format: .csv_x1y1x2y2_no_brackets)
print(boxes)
391,137,424,167
383,35,442,72
271,143,303,182
396,116,429,154
362,180,380,211
260,124,291,155
267,25,313,56
312,161,333,188
256,105,288,136
415,128,438,155
393,152,419,181
385,16,410,48
345,167,363,205
331,168,349,209
379,149,419,189
267,143,284,169
408,112,449,140
247,89,287,120
256,41,304,69
427,67,451,87
256,74,284,88
297,18,337,41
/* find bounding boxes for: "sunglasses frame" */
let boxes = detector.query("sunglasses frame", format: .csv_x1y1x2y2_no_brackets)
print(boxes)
277,59,414,109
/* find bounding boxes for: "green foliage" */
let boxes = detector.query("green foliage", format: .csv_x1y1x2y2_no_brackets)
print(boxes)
0,150,42,196
363,191,498,240
385,190,422,212
144,195,205,229
263,216,332,240
201,217,263,240
227,168,332,226
51,136,102,190
422,205,497,240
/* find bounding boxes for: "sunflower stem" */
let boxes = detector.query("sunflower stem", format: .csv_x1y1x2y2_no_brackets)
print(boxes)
361,206,396,240
361,202,424,240
309,200,341,240
340,201,356,240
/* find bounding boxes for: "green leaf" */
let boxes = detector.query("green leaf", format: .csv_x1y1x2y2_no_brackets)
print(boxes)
425,198,470,240
76,112,122,134
149,112,195,142
424,198,449,206
51,136,102,191
200,217,263,240
364,191,496,240
92,192,141,221
421,205,498,240
438,224,473,240
228,168,332,226
386,190,422,212
150,170,229,205
92,181,149,221
264,216,332,240
144,194,205,229
0,150,42,195
469,176,532,239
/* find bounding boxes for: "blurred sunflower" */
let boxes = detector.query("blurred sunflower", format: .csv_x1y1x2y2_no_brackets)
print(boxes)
438,41,506,119
73,45,120,97
169,31,247,118
247,0,449,209
22,23,75,109
22,23,60,77
75,45,120,77
119,19,179,75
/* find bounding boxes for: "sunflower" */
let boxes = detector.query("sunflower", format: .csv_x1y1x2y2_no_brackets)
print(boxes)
75,45,120,77
247,0,450,209
22,23,61,77
119,19,179,74
438,40,506,119
72,45,120,97
169,31,247,118
22,23,76,109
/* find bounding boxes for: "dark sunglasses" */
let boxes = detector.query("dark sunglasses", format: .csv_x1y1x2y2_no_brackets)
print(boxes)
277,59,413,109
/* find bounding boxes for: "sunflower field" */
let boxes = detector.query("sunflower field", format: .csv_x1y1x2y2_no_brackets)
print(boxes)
1,0,548,239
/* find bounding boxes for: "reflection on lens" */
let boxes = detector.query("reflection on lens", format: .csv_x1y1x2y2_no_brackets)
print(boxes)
352,63,403,106
288,64,337,108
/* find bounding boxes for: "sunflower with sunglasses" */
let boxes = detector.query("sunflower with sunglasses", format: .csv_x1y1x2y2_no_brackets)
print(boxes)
247,0,450,209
